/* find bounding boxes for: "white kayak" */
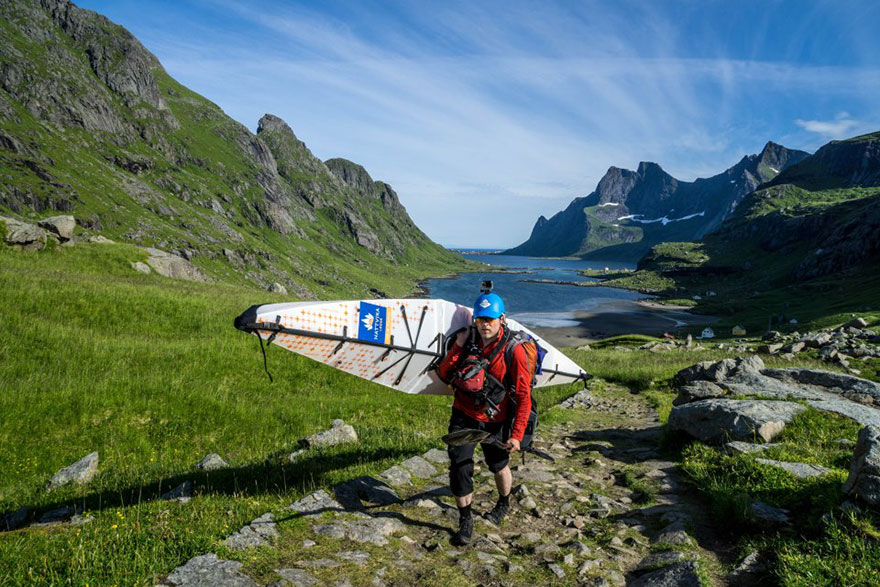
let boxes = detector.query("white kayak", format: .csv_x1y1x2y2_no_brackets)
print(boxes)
234,298,588,395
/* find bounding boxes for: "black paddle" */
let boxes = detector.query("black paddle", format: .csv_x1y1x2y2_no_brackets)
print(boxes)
442,429,556,463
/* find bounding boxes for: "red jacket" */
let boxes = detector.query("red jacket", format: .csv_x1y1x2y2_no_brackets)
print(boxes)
436,326,533,442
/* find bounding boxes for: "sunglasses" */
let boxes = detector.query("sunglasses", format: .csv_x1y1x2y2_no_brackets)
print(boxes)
474,316,499,324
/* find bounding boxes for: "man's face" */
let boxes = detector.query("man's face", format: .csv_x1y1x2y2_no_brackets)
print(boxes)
475,315,503,343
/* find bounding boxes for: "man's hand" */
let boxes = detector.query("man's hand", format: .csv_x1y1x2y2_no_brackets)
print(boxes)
504,438,521,453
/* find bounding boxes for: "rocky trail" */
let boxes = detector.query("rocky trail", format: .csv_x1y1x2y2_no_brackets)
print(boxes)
159,385,736,586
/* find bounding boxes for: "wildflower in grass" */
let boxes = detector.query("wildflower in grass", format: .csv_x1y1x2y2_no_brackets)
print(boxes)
111,524,118,529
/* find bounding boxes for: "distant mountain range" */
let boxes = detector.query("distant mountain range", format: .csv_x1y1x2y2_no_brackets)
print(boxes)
505,142,810,261
0,0,469,297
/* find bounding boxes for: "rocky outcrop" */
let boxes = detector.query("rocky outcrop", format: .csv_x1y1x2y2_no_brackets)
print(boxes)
1,216,48,250
843,426,880,508
667,399,805,443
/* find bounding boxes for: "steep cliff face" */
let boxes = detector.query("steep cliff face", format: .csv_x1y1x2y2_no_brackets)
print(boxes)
0,0,468,296
505,142,809,260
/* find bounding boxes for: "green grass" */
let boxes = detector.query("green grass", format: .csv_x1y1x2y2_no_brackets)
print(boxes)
0,243,582,584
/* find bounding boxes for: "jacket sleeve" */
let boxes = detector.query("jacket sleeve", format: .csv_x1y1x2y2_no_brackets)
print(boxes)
508,344,533,442
436,340,465,384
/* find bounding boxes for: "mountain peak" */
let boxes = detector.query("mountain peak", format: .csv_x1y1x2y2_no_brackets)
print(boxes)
257,114,294,136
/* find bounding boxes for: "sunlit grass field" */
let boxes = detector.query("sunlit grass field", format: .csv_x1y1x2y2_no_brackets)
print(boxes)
0,243,578,584
3,242,879,585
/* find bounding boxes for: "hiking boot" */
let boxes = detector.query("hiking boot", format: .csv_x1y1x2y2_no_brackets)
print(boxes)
451,514,474,546
484,499,510,526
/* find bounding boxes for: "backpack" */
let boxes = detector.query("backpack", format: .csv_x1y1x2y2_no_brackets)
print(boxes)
446,325,546,449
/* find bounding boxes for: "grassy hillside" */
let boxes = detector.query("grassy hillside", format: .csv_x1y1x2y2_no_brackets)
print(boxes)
0,0,475,298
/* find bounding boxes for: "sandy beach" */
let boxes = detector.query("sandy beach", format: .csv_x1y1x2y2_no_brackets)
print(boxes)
529,300,718,348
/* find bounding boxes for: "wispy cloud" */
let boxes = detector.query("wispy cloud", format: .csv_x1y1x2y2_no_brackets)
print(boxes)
795,112,862,139
86,0,880,247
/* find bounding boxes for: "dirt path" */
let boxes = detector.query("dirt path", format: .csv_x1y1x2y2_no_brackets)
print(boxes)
162,384,737,586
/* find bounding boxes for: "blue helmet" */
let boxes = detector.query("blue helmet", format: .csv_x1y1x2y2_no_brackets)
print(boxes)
473,293,505,319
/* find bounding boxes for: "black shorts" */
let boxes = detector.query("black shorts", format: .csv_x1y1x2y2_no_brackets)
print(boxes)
447,409,510,497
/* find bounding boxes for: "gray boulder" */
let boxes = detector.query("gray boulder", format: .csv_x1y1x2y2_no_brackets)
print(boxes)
762,368,880,406
724,441,777,455
313,516,404,546
399,455,437,478
379,465,412,486
143,247,210,282
87,235,114,244
301,419,358,448
673,380,726,406
38,215,76,241
2,217,47,251
195,453,229,471
781,342,806,354
800,332,832,348
131,261,151,274
223,513,278,550
273,568,318,586
288,489,344,515
630,561,700,587
843,426,880,508
667,400,805,444
673,356,763,386
3,506,29,531
161,481,193,502
846,318,869,330
48,452,99,489
268,282,287,294
159,553,256,587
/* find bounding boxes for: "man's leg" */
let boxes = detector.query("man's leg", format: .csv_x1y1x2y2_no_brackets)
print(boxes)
448,439,477,546
493,465,512,497
483,444,512,526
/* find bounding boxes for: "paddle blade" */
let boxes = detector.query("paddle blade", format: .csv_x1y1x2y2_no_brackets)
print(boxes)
442,429,492,446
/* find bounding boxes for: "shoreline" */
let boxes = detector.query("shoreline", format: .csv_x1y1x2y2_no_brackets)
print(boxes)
528,299,718,348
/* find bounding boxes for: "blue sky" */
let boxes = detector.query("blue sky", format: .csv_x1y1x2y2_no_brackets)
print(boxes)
77,0,880,248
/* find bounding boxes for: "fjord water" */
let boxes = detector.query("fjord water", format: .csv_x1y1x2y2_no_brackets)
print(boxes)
423,252,642,329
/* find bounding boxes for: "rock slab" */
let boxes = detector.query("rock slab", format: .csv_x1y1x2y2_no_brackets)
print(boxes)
48,452,99,489
844,426,880,508
301,419,358,448
223,513,278,550
667,400,805,443
159,553,256,587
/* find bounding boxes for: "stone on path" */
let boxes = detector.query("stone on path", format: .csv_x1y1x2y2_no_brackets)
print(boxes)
751,501,790,525
271,568,319,586
421,448,449,464
158,553,256,587
755,459,832,479
334,476,400,509
336,550,370,565
635,550,687,571
289,489,345,516
399,456,437,478
196,453,229,471
667,399,805,443
223,513,278,550
844,426,880,508
313,516,404,546
37,215,75,241
630,561,701,587
48,452,99,489
301,419,358,449
379,465,412,486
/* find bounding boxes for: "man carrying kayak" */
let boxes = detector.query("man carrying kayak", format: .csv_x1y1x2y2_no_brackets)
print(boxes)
436,290,538,546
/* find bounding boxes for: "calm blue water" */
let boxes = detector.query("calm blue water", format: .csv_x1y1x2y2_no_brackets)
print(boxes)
423,252,643,328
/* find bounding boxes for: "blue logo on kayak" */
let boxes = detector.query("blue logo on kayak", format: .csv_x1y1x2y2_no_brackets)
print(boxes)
358,302,389,344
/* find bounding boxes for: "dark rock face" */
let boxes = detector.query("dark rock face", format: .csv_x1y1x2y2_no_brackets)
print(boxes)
843,426,880,508
766,132,880,190
505,142,809,259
